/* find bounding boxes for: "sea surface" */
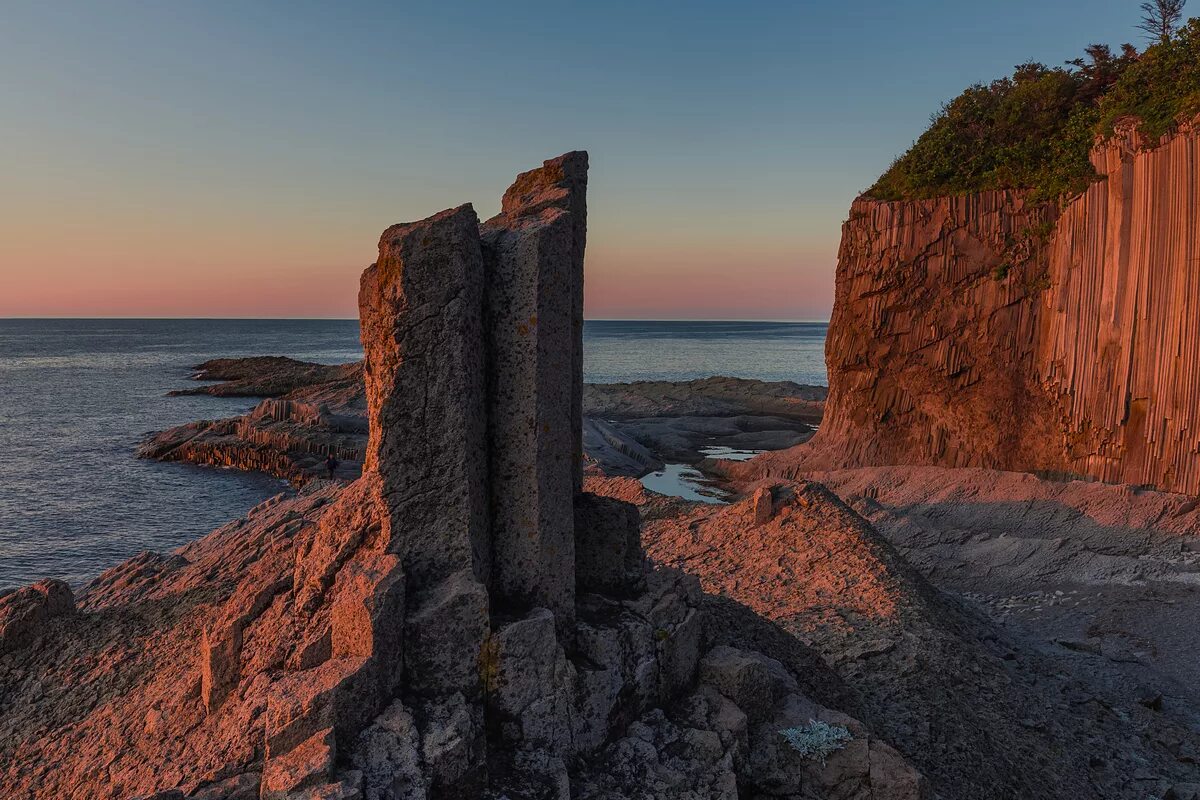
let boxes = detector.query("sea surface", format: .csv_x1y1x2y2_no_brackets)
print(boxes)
0,319,826,590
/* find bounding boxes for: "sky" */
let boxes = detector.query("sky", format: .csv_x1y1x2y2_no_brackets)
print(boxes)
0,0,1154,320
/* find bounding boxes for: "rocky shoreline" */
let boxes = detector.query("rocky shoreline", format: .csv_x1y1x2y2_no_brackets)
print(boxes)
137,357,368,485
2,152,925,800
7,149,1200,800
140,360,825,489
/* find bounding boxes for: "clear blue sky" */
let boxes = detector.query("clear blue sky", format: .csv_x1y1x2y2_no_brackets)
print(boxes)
0,0,1155,319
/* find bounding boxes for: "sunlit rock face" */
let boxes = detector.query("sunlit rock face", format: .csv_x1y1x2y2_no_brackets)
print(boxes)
762,120,1200,494
360,203,491,589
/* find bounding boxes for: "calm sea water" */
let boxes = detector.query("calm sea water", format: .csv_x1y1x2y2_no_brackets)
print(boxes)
0,319,826,589
584,320,827,385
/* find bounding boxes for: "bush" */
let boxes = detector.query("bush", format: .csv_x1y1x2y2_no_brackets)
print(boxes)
779,720,853,765
864,26,1200,202
1098,18,1200,139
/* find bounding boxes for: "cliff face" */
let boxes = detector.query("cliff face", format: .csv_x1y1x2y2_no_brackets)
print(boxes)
799,121,1200,493
1042,122,1200,490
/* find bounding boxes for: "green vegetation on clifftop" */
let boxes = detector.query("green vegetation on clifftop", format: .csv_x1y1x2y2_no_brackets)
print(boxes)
868,20,1200,202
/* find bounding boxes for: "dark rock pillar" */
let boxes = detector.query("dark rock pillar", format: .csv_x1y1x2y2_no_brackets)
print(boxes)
481,152,588,631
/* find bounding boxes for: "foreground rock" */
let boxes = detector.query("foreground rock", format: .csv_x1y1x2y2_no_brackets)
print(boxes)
0,579,74,655
634,478,1200,799
2,154,919,799
811,465,1200,716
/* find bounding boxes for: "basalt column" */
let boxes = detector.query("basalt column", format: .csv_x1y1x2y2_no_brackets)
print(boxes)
359,203,491,588
481,152,588,631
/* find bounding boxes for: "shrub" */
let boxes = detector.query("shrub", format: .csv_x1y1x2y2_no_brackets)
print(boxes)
864,26,1200,202
779,720,853,765
1098,18,1200,139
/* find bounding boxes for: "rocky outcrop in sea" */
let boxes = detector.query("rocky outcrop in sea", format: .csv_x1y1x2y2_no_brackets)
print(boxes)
139,360,823,485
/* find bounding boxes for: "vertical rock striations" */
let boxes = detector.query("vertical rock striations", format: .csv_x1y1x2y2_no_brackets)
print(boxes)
807,190,1062,472
787,120,1200,495
481,152,587,630
1041,121,1200,491
359,204,491,588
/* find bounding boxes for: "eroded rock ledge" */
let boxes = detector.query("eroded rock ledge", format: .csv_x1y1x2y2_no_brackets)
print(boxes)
140,366,823,485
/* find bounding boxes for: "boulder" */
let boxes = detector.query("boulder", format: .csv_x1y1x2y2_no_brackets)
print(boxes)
0,579,74,654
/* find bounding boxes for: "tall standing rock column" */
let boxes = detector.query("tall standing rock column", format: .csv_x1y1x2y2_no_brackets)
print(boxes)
481,152,588,631
359,204,491,588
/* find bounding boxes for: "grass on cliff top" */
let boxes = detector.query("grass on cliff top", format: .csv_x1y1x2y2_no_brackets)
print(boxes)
867,20,1200,203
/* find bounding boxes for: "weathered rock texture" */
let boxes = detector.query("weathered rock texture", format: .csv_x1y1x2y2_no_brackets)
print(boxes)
480,152,587,629
3,154,921,800
360,203,491,591
0,579,74,655
636,478,1200,799
773,120,1200,494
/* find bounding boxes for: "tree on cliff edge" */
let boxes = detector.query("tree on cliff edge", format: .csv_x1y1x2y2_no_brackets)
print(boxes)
1139,0,1187,44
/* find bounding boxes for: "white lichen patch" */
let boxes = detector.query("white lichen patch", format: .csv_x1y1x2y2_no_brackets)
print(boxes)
779,720,853,765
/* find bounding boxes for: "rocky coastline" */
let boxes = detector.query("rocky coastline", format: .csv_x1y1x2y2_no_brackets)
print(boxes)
770,120,1200,497
7,144,1200,800
2,153,922,800
139,360,825,488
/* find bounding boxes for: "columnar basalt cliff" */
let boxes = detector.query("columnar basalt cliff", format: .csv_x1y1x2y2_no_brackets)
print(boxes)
774,120,1200,493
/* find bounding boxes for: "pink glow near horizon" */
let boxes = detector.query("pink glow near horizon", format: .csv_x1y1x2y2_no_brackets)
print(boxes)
2,233,836,321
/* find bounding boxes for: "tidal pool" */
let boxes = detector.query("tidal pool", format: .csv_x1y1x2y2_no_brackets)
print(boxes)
640,446,764,504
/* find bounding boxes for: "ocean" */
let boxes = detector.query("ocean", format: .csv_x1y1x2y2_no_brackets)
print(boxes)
0,319,827,590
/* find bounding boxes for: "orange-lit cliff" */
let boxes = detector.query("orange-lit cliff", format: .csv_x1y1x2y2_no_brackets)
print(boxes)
760,119,1200,493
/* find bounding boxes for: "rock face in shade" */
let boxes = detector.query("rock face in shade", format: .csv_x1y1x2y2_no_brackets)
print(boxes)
494,151,589,491
2,153,928,800
752,119,1200,495
0,579,75,655
481,152,587,630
